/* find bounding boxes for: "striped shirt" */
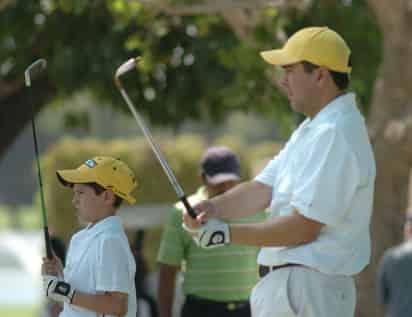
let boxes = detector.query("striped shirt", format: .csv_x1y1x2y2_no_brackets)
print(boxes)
157,187,267,301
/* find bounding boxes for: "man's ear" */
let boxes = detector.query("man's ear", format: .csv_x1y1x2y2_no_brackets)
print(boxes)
315,67,330,86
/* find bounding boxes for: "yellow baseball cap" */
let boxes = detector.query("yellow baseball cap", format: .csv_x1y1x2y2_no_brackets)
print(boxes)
260,26,351,74
56,156,137,204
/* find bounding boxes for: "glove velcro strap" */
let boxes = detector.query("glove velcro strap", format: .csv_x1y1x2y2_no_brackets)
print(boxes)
46,279,54,297
70,290,76,304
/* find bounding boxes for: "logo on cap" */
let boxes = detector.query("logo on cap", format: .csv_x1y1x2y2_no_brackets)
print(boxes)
84,159,97,168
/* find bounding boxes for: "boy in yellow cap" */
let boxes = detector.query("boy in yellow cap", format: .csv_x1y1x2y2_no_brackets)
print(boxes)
41,156,137,317
183,27,376,317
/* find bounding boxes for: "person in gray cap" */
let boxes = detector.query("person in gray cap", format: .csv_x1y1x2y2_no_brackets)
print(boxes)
157,146,266,317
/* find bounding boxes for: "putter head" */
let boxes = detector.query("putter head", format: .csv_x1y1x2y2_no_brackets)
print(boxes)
114,57,141,88
25,59,47,87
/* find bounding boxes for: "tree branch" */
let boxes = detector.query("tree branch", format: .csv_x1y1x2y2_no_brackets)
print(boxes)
0,79,24,99
135,0,307,15
367,0,403,31
0,0,13,12
134,0,309,43
0,78,56,159
220,9,258,42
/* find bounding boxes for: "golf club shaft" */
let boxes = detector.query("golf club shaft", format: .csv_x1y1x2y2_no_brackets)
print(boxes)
30,116,52,259
25,59,52,259
118,87,197,218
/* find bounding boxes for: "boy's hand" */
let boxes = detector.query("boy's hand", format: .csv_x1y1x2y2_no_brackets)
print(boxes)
43,275,76,304
42,255,64,278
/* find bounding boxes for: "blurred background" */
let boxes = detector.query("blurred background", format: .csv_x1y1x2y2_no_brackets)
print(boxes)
1,1,411,317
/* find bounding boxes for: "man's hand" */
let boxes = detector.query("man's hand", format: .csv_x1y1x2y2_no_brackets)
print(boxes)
183,218,230,248
182,199,218,231
43,275,76,304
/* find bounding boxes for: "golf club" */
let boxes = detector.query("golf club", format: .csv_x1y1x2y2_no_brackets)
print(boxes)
24,59,53,259
114,57,197,218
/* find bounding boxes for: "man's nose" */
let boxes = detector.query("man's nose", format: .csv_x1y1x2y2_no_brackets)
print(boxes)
279,74,288,89
276,76,288,96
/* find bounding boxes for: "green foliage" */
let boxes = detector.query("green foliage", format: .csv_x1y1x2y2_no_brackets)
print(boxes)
0,306,38,317
1,0,381,136
0,206,12,228
2,0,250,126
17,205,42,230
0,205,41,230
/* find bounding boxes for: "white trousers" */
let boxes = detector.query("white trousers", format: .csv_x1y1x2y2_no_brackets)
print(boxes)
250,266,356,317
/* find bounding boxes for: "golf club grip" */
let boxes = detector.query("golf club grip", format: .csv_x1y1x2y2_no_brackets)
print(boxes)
180,196,197,219
44,226,53,259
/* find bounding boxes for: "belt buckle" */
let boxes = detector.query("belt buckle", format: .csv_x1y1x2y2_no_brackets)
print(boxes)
226,302,236,311
259,265,270,278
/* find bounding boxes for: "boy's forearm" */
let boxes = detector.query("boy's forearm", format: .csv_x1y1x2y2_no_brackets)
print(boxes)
71,291,128,316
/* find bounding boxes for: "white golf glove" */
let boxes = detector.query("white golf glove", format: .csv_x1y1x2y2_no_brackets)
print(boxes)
183,218,230,248
43,275,76,304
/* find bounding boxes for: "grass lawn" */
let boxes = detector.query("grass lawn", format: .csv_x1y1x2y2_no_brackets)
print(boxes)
0,306,39,317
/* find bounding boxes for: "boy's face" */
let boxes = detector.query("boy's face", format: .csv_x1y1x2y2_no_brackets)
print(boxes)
72,183,108,224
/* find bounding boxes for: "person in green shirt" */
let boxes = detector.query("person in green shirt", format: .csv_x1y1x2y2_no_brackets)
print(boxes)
157,146,266,317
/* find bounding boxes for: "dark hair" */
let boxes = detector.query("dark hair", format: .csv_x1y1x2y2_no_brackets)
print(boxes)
85,182,123,208
301,60,350,90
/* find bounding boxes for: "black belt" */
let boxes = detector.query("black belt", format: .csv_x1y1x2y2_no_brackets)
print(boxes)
185,294,249,311
258,263,303,278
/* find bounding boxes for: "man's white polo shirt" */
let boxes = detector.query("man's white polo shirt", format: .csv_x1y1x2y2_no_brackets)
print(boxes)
60,216,137,317
255,93,376,275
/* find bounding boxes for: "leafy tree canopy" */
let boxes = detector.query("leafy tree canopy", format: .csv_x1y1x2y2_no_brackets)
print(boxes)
1,0,381,135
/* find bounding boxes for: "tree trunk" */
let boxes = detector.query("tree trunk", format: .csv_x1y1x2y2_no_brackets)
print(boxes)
0,79,55,160
357,1,412,316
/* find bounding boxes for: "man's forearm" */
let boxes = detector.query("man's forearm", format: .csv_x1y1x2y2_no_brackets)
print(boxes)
230,211,323,247
214,181,272,219
71,291,128,316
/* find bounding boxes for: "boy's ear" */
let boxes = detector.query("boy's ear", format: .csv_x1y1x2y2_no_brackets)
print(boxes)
103,190,116,204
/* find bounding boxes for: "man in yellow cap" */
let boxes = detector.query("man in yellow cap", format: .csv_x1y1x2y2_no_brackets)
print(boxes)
41,156,138,317
182,27,376,317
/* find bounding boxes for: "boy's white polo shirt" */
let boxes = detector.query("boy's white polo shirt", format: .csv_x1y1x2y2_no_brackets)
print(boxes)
60,216,137,317
255,93,376,275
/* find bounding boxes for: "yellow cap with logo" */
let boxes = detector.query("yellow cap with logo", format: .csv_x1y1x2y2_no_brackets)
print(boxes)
56,156,137,204
260,26,351,74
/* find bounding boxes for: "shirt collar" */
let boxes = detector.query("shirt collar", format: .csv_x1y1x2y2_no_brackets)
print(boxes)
305,92,356,129
85,215,122,236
